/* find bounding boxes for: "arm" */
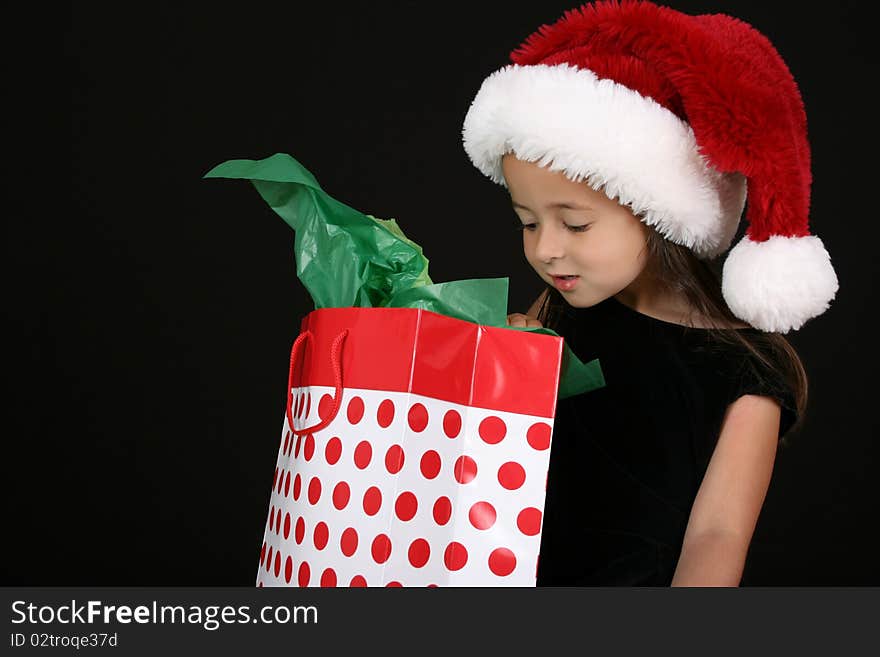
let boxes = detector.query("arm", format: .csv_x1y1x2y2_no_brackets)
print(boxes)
508,289,549,328
526,288,550,318
670,394,781,586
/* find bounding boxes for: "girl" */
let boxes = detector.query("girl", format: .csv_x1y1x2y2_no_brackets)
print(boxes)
461,0,838,586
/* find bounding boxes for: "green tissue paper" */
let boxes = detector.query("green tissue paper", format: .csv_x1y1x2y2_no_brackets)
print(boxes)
203,152,604,399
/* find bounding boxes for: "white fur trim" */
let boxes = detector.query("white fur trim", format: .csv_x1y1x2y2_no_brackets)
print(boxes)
462,63,747,258
722,235,839,333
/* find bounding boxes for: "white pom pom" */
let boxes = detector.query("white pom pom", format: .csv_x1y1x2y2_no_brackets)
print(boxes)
722,234,839,333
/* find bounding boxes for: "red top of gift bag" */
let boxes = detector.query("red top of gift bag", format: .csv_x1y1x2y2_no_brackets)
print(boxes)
291,307,563,418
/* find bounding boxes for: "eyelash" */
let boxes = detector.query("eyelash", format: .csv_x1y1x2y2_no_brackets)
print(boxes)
515,222,591,233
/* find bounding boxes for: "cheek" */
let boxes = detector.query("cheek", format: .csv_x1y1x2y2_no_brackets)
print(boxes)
522,234,539,261
589,224,647,268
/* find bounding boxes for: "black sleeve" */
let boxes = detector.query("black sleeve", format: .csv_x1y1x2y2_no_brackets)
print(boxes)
728,355,799,438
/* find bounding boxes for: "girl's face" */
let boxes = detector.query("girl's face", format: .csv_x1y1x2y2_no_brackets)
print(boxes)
501,153,652,308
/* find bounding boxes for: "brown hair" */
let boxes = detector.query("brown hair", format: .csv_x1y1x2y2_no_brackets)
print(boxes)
534,226,807,448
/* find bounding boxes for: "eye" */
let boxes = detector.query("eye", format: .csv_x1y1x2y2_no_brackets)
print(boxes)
514,222,591,233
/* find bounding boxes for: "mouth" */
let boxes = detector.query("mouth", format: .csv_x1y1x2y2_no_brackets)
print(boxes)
550,274,580,291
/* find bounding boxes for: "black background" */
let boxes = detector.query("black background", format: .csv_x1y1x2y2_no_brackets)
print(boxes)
6,1,876,585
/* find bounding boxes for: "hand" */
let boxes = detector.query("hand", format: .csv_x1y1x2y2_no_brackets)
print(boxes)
507,313,543,328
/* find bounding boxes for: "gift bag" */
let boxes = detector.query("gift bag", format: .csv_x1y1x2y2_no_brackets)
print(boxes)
259,305,569,586
203,153,605,586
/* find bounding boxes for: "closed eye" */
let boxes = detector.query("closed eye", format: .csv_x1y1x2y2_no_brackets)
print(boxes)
515,222,591,233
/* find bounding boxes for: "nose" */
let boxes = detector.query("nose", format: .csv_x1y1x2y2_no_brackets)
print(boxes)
531,223,565,263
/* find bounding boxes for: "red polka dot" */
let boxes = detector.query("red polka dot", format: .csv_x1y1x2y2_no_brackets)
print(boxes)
443,409,462,438
498,462,525,490
295,392,302,418
354,441,372,469
395,492,418,521
260,542,266,565
283,431,291,455
269,505,275,532
265,546,273,572
488,548,517,577
385,444,405,474
517,507,543,536
347,396,365,424
408,403,429,432
350,575,367,587
479,416,507,444
320,568,337,587
308,477,322,504
313,521,329,550
408,539,430,568
305,391,311,419
298,561,310,587
274,551,281,577
258,581,263,587
272,467,278,491
325,437,342,465
295,517,305,544
283,513,291,539
427,584,438,588
318,393,335,421
293,473,302,501
285,556,293,583
377,399,395,428
386,581,402,587
371,534,392,564
527,422,552,451
333,481,350,510
363,486,382,516
433,496,452,526
304,434,315,461
294,434,303,459
444,542,468,571
420,450,441,479
341,527,359,557
453,455,478,484
275,510,281,535
468,501,497,530
284,471,291,497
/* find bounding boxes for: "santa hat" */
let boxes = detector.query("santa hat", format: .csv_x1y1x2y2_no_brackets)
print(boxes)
461,0,838,333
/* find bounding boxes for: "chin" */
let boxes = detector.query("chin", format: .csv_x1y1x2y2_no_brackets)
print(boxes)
565,289,606,309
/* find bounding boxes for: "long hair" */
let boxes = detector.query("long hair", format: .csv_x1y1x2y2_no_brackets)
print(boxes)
534,226,807,448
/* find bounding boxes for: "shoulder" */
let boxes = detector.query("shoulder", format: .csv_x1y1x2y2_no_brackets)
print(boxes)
691,331,799,439
725,347,799,439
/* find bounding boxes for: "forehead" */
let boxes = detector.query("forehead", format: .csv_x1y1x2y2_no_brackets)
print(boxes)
502,154,583,186
501,154,607,207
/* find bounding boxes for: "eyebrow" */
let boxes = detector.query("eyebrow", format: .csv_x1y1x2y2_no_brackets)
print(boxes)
511,200,595,211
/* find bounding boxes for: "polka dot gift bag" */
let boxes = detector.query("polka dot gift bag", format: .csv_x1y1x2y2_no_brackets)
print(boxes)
203,154,605,586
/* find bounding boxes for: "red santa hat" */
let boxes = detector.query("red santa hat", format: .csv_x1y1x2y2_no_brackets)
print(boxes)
462,0,838,333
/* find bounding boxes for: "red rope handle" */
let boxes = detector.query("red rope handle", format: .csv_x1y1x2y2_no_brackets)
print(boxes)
286,328,349,436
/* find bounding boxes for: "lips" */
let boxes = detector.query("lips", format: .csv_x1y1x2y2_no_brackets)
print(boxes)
551,274,580,291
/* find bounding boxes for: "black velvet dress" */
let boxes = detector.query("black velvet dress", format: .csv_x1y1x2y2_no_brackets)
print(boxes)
536,295,798,586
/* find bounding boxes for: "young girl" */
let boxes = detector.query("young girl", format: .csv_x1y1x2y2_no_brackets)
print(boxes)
461,0,838,586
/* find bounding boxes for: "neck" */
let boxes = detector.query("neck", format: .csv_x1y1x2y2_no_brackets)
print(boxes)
615,269,696,325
